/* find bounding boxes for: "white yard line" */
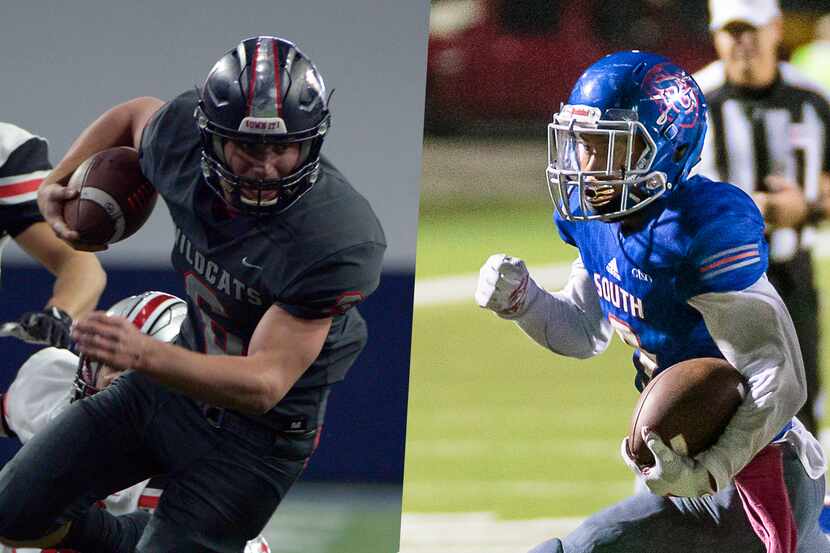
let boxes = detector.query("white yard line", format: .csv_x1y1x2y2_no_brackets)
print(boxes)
399,513,582,553
415,230,830,307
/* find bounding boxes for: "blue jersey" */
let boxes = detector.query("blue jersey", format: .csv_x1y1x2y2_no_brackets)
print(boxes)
555,175,768,390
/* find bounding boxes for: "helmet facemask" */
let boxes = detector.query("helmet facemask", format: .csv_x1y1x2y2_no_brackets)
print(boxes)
73,355,103,401
546,104,668,222
197,109,329,214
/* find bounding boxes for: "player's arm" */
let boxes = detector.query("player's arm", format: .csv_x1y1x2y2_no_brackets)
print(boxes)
476,254,612,358
72,304,331,415
805,171,830,224
753,174,809,228
37,97,164,246
671,203,802,492
687,277,805,491
13,222,105,318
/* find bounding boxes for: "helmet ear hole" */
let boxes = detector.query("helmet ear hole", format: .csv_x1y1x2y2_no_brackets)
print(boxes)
212,136,228,165
631,61,649,84
673,144,689,163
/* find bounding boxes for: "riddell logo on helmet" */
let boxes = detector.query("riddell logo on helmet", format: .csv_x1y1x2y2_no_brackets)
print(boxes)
238,117,287,135
561,104,601,124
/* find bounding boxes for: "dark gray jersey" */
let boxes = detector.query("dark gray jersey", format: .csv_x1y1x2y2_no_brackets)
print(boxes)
139,90,386,393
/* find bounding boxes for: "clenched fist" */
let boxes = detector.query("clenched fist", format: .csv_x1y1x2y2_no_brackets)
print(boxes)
475,254,539,318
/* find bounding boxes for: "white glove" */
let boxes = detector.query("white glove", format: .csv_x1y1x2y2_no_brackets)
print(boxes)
621,427,715,497
475,254,539,318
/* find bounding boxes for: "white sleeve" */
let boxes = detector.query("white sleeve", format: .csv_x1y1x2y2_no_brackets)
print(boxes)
5,347,78,443
513,256,612,359
687,275,806,490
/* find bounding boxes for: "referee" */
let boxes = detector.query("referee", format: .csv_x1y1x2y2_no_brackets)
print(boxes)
695,0,830,435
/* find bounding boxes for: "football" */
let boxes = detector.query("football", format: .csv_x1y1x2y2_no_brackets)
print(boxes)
63,147,157,246
627,357,746,468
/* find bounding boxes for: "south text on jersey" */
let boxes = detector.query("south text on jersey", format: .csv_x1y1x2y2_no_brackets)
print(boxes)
593,273,645,319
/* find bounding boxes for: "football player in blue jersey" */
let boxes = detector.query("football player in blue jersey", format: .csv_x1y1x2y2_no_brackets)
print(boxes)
0,36,385,552
476,51,828,553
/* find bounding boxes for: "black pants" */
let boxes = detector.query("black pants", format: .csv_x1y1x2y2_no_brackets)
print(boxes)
768,250,822,435
0,371,325,552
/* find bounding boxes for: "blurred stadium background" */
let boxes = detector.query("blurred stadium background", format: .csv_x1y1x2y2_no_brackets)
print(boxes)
0,2,429,552
402,1,830,552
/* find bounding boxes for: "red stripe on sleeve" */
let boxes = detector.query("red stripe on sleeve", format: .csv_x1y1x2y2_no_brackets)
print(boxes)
699,250,759,273
0,178,42,198
138,494,160,509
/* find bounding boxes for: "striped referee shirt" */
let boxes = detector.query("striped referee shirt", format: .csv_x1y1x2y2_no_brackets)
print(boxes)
693,61,830,263
0,123,51,276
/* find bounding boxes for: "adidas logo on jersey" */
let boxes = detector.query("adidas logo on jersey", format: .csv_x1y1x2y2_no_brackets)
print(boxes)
606,257,621,281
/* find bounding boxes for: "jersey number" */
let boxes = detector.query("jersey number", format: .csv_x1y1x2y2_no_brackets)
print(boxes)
185,273,245,355
608,314,658,377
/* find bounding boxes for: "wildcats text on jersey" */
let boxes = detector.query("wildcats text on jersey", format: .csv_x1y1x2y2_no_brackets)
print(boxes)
593,273,645,319
174,226,263,306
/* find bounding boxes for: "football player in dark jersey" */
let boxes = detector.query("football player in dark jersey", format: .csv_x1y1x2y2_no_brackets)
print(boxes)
0,36,385,553
0,122,105,348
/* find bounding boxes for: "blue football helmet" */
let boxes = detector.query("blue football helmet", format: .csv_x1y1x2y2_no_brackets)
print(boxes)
546,51,707,222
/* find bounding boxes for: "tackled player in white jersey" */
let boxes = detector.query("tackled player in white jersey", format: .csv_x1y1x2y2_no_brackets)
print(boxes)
0,291,269,553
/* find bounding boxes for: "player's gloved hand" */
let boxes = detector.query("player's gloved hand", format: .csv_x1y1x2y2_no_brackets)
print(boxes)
0,307,73,349
475,253,539,318
621,427,715,497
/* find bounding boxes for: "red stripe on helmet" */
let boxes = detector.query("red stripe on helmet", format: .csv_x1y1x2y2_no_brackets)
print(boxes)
246,39,261,117
273,39,283,117
131,293,177,330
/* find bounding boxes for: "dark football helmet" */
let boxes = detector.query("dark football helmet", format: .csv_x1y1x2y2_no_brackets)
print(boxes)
195,35,330,213
546,51,708,222
73,291,187,401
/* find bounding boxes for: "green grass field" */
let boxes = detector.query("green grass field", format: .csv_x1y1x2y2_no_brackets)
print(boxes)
415,199,577,278
264,483,401,553
404,199,830,520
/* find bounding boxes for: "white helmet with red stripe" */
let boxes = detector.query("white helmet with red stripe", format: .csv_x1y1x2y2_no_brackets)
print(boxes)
73,291,187,400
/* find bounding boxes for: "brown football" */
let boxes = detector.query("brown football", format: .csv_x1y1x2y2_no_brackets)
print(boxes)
627,357,746,468
63,147,157,246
